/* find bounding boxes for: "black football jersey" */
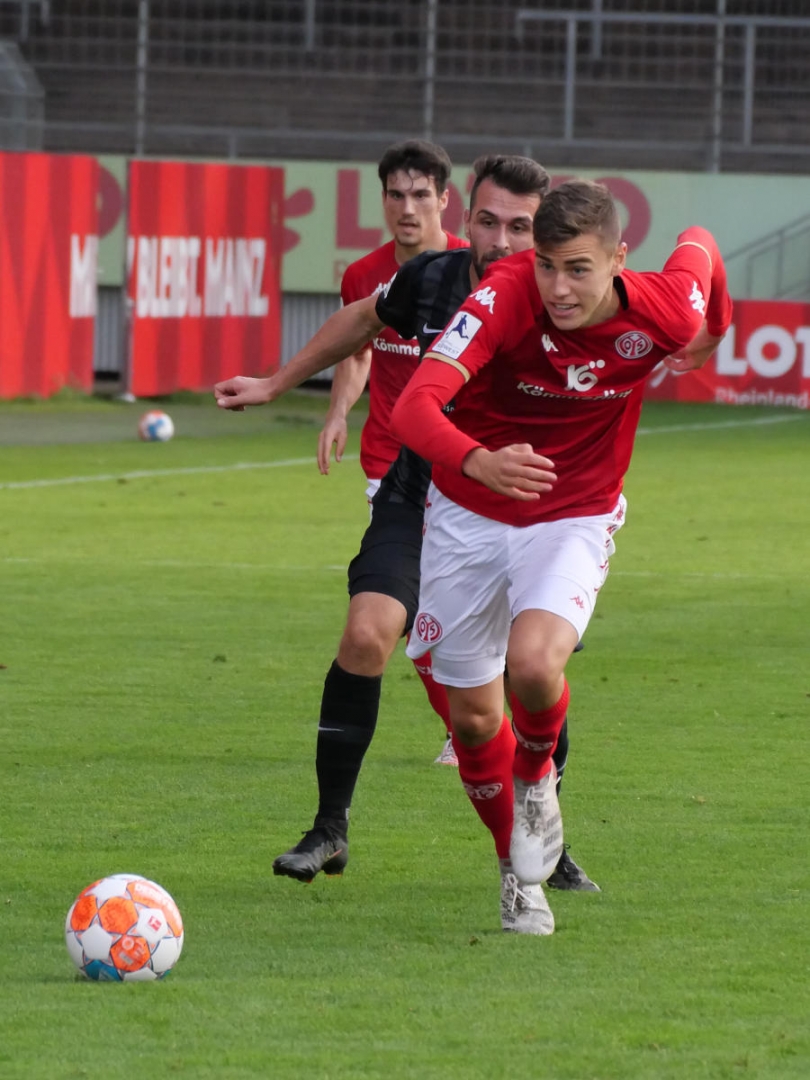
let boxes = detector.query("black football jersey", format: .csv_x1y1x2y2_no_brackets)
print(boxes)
373,248,473,508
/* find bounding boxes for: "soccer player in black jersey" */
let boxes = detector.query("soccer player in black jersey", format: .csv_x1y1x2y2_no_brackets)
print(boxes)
215,155,599,929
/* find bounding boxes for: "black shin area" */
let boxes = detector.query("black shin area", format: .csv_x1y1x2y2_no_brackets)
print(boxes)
552,716,569,796
315,660,382,826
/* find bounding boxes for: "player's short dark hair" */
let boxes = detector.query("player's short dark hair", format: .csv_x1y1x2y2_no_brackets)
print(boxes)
377,140,453,195
532,179,621,250
469,155,550,209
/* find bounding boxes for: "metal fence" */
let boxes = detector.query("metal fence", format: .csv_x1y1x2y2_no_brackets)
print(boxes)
1,1,809,172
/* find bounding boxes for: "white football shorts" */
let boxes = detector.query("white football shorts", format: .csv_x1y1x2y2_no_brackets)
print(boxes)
406,485,627,687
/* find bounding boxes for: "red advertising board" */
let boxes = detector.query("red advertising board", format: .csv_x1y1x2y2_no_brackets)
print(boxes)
645,299,810,409
0,152,98,399
126,160,284,397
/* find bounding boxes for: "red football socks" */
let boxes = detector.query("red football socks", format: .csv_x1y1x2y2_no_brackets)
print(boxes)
454,716,516,859
511,680,570,784
410,651,452,736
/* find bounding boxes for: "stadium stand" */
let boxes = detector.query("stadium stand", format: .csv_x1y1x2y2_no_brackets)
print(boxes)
0,0,808,172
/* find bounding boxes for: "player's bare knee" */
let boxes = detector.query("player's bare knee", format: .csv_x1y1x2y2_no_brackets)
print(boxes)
447,686,502,747
507,653,565,710
338,618,398,674
451,709,501,747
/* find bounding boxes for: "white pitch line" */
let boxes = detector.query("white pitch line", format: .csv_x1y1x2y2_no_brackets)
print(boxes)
636,413,806,435
0,413,805,492
0,454,358,491
610,568,796,581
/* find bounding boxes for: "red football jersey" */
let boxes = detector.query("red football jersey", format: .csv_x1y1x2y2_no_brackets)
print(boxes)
391,228,732,525
341,232,468,480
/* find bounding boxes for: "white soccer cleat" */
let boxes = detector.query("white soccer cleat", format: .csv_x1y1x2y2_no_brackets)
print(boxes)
510,769,564,884
500,869,554,935
433,736,459,766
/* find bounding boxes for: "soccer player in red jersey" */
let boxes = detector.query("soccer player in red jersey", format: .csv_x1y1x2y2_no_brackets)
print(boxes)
217,159,605,920
320,140,467,507
390,179,733,933
316,140,467,765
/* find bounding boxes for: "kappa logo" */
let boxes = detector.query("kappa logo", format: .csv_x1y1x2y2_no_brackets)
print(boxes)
376,272,397,299
566,358,606,391
689,280,706,315
615,331,653,359
542,333,558,352
462,782,503,801
472,285,496,313
415,612,442,644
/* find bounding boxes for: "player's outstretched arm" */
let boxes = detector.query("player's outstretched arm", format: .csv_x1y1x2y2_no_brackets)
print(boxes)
214,295,384,411
317,347,372,474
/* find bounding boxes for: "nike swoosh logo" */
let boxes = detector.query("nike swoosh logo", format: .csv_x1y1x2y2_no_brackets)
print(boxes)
318,726,344,733
423,324,446,335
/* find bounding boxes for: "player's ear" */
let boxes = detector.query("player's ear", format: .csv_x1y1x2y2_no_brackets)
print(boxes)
612,241,628,274
438,187,450,213
463,206,471,240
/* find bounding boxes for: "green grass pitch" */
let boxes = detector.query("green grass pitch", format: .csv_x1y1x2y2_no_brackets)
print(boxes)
1,392,808,1079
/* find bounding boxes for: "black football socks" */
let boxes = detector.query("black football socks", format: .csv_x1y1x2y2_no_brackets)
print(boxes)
314,660,382,829
552,715,569,796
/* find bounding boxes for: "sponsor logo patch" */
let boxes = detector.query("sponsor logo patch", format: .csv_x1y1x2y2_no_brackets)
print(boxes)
566,359,606,392
430,312,482,360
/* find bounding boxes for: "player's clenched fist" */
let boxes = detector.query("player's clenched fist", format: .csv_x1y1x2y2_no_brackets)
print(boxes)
214,375,275,410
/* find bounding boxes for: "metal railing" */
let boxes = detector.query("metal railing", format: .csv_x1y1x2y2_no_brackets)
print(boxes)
512,7,810,172
1,1,808,172
724,214,810,301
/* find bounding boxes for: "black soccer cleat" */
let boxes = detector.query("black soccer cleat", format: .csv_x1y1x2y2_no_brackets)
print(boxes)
546,846,600,892
272,823,349,883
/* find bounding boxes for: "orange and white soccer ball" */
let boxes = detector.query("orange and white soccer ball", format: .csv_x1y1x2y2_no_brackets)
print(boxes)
65,874,184,981
138,410,174,442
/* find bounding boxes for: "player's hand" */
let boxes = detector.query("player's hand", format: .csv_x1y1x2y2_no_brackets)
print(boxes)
462,444,557,501
663,350,706,373
214,376,275,410
317,415,349,475
664,325,725,372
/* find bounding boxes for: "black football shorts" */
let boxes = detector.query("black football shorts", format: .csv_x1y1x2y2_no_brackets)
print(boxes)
347,497,424,634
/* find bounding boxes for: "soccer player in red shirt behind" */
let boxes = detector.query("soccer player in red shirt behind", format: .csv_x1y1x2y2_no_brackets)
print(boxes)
319,140,467,765
323,140,467,505
390,179,733,934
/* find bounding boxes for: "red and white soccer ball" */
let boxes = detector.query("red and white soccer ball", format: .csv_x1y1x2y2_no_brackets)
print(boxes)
65,874,184,981
138,410,174,442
